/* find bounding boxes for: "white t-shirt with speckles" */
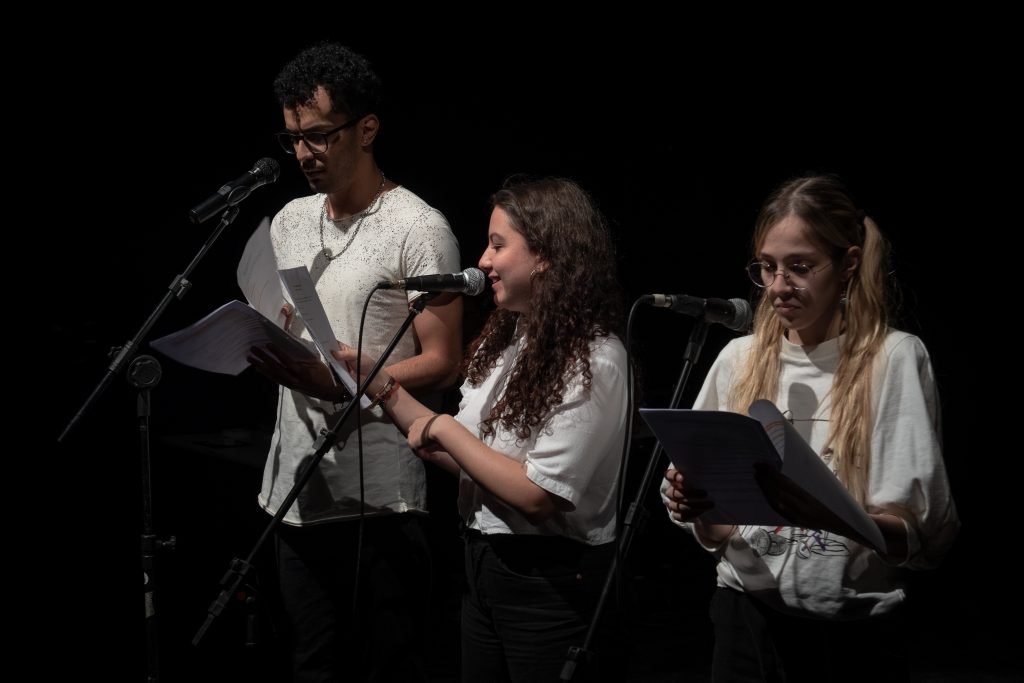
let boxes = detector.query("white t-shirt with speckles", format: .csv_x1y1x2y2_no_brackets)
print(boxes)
258,186,460,525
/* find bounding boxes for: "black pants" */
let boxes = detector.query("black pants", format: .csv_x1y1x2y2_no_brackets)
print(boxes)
276,514,431,683
460,531,623,683
710,586,909,683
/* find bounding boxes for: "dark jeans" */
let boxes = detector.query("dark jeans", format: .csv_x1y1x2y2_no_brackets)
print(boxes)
710,586,909,683
276,514,431,683
461,530,623,683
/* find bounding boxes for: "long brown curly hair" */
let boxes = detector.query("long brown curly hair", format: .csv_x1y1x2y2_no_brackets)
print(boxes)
464,177,625,440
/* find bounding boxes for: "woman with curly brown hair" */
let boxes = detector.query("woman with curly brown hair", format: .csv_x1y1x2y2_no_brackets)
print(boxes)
336,176,629,682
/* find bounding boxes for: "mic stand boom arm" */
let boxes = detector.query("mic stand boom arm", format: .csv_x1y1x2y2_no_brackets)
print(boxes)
59,207,241,442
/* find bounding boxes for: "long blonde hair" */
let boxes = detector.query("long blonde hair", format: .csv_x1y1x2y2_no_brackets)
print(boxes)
729,175,891,503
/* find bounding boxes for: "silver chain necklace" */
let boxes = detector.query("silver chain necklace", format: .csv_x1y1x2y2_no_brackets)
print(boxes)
318,170,386,261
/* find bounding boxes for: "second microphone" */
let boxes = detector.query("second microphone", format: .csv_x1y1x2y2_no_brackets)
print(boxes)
379,267,486,295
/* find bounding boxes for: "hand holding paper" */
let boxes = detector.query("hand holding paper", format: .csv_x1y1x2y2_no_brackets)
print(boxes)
751,463,881,551
150,300,318,376
277,266,369,408
663,467,715,523
247,342,349,402
642,400,886,553
151,259,371,407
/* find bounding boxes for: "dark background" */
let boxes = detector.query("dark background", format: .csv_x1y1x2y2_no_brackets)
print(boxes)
46,22,1004,682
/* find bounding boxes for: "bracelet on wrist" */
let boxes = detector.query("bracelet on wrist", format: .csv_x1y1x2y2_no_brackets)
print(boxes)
369,376,399,408
421,413,443,442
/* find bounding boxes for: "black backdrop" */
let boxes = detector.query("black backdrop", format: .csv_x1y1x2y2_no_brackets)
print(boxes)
47,24,999,682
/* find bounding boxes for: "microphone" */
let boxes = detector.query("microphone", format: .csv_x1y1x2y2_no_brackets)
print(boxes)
380,267,486,295
189,157,281,224
641,294,752,331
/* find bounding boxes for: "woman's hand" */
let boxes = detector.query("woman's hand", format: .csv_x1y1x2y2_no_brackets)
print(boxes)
753,463,881,551
408,413,443,452
663,467,714,523
406,413,460,474
664,467,736,546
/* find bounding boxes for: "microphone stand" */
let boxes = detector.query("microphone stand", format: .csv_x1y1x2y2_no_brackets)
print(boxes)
561,318,712,682
131,354,177,683
59,206,241,442
192,292,435,647
57,206,241,683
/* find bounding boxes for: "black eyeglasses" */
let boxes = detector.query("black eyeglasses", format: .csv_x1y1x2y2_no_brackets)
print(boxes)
275,117,361,154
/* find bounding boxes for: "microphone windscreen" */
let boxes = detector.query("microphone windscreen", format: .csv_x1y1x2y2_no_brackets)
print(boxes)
254,157,281,183
463,268,486,295
728,298,753,331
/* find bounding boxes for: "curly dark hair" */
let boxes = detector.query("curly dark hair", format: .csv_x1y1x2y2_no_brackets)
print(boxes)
273,42,382,119
464,177,626,440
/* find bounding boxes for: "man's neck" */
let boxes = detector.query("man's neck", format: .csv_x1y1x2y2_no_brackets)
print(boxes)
326,165,386,220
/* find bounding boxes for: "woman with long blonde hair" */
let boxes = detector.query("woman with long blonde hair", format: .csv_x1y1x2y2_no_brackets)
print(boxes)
663,174,959,682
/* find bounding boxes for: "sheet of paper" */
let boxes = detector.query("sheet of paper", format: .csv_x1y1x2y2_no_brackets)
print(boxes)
149,300,317,375
278,266,370,408
748,400,886,552
641,408,786,526
236,217,286,326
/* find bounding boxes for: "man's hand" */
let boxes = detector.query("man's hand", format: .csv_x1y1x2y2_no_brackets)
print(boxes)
248,342,346,402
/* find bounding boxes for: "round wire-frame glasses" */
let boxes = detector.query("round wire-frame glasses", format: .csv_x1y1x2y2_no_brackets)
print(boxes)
746,260,834,290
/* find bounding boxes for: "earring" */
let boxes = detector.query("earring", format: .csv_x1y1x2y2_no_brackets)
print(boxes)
530,268,538,277
839,283,849,313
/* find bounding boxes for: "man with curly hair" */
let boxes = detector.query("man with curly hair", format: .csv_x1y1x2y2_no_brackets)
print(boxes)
248,42,462,682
